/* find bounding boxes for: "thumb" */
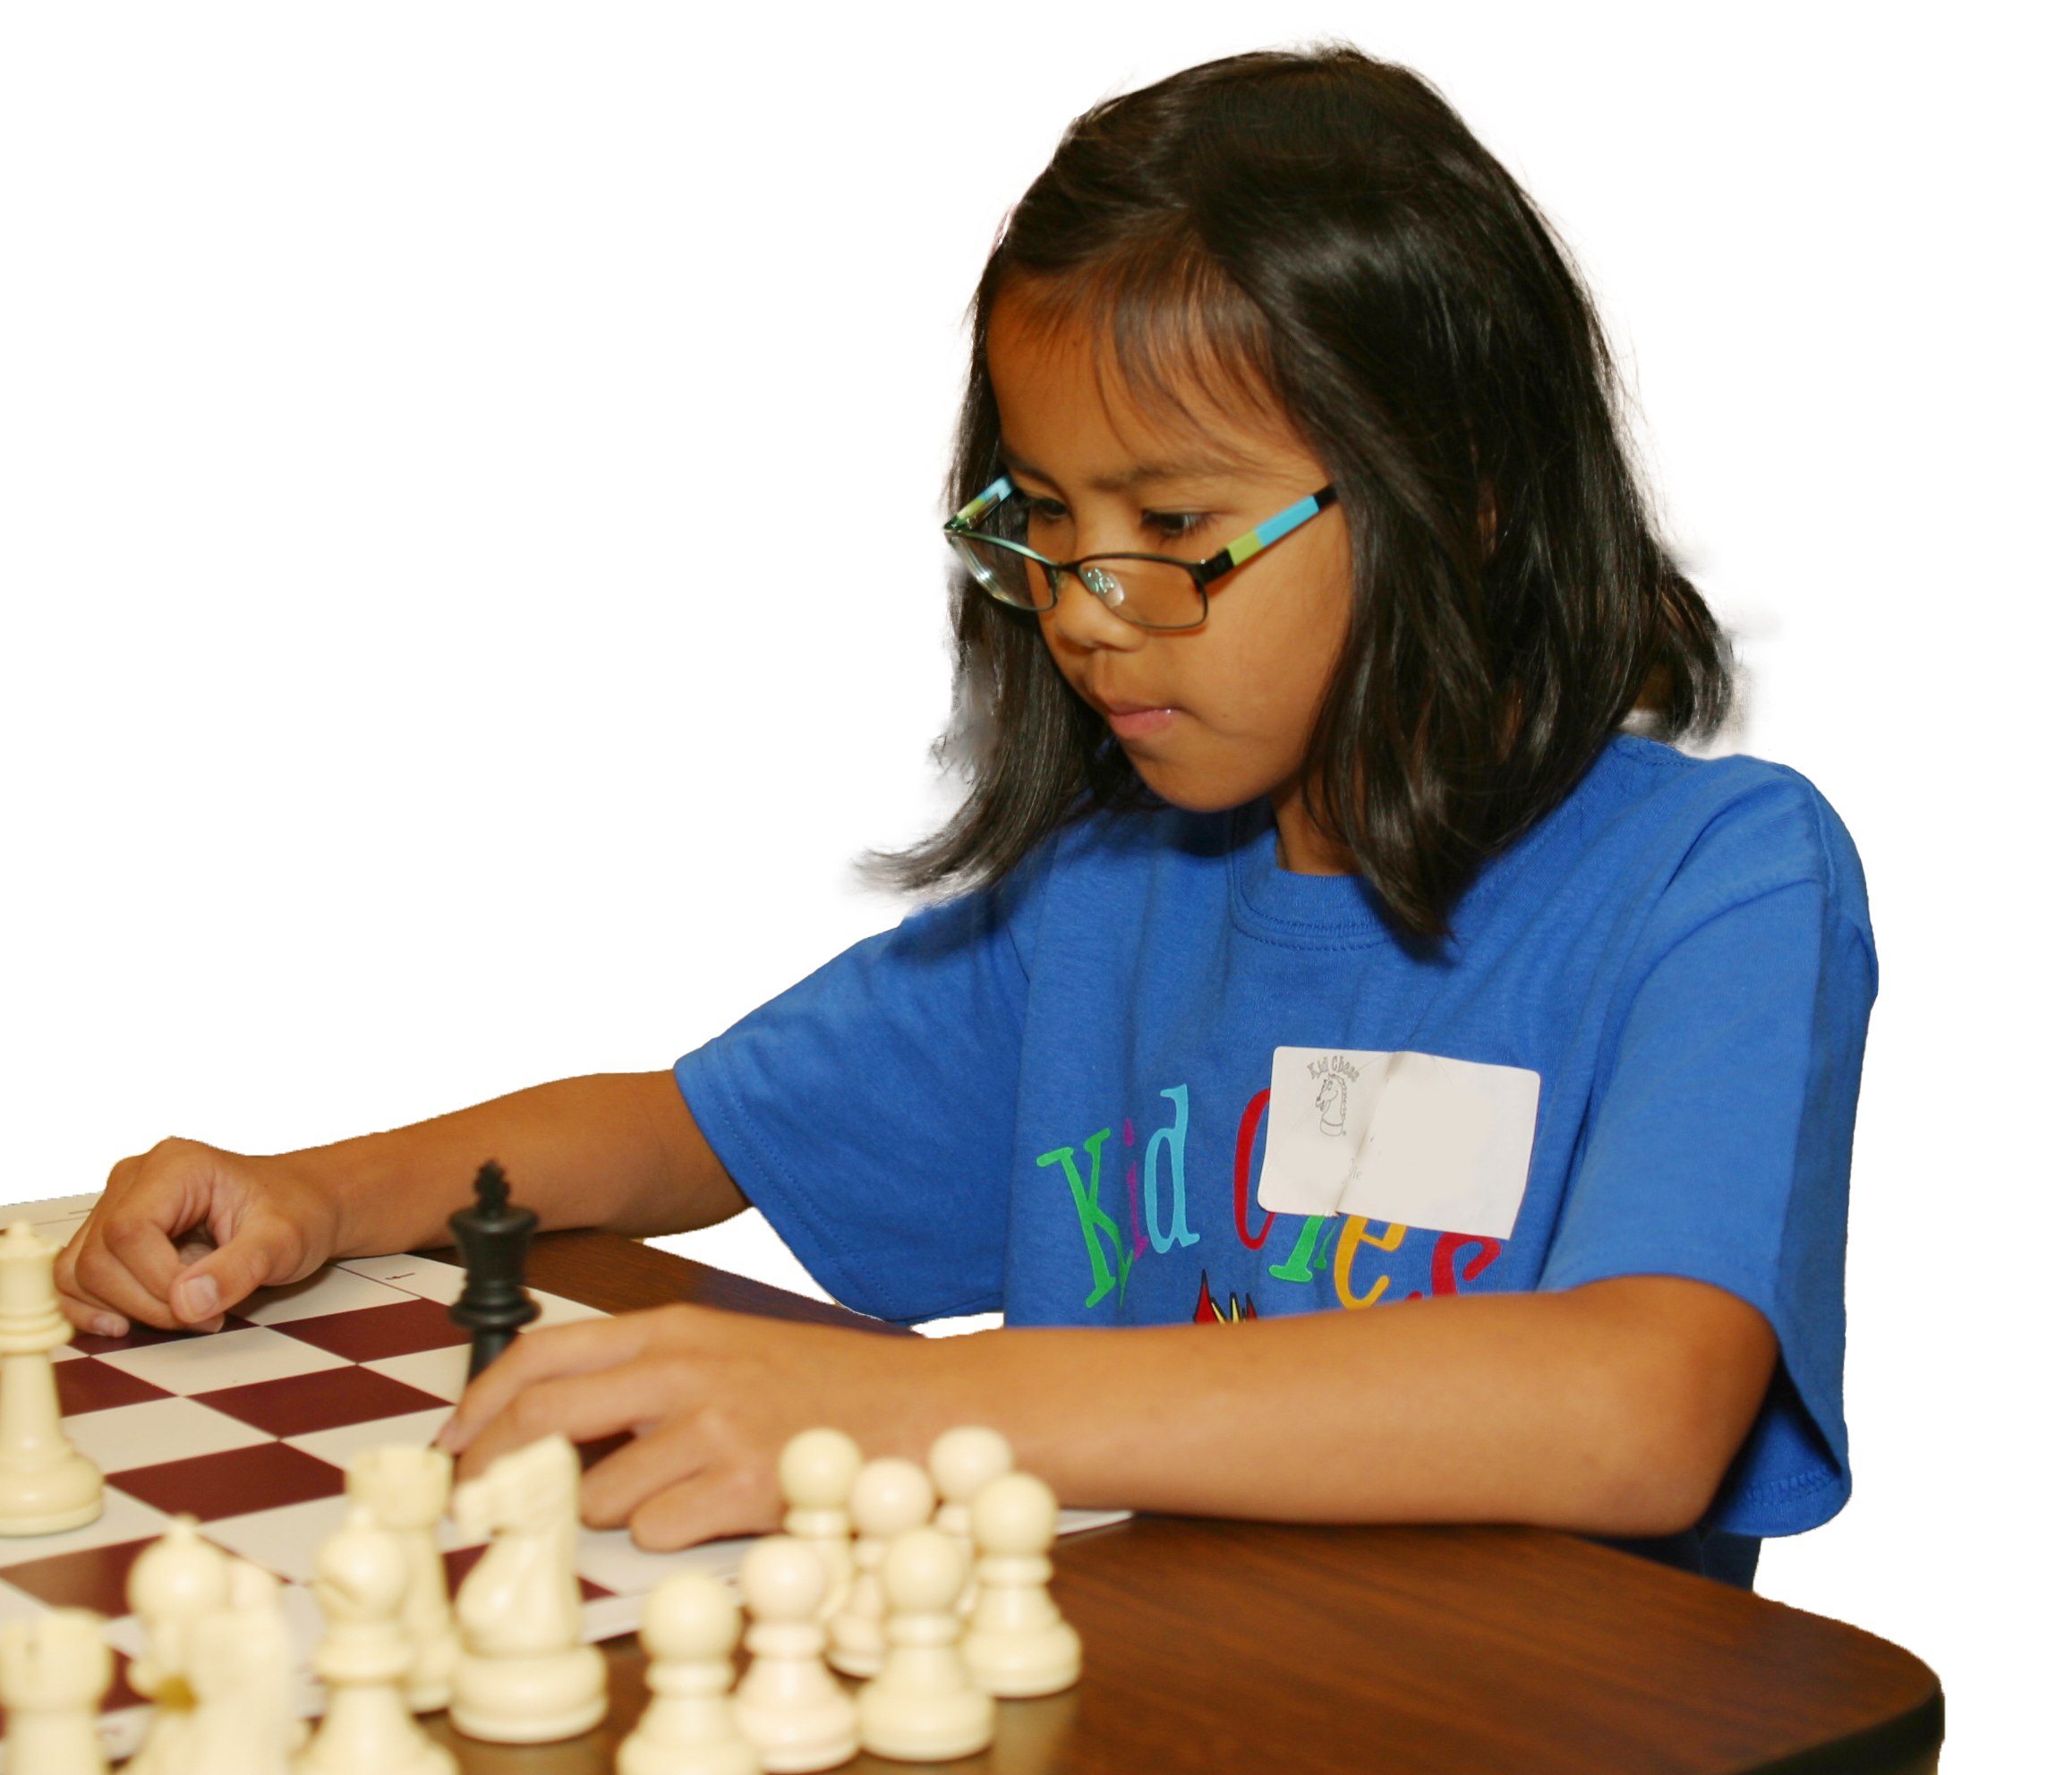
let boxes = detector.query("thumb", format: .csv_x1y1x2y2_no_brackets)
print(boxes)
167,1218,311,1329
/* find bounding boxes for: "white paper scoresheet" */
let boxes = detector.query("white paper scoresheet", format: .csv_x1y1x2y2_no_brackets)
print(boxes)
1255,1046,1541,1241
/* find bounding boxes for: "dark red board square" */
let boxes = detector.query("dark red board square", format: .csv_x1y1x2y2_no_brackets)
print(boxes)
273,1298,469,1361
442,1542,609,1602
0,1536,156,1617
55,1359,173,1417
107,1650,147,1712
69,1316,254,1357
115,1442,344,1520
194,1368,448,1438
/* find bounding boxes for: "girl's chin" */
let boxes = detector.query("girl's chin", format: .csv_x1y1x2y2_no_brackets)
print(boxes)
1124,756,1266,815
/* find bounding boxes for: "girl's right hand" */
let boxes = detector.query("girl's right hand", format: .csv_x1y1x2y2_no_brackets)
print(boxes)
55,1139,345,1337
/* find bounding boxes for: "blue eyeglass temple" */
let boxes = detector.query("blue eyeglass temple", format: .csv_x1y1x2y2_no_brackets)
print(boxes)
952,476,1336,576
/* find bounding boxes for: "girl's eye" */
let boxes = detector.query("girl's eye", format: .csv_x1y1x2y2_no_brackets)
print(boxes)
1002,492,1212,548
1006,491,1069,525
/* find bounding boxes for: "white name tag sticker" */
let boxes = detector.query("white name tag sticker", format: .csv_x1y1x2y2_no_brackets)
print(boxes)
1256,1046,1540,1241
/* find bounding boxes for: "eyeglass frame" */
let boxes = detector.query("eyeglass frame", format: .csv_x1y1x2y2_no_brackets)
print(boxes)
943,474,1340,631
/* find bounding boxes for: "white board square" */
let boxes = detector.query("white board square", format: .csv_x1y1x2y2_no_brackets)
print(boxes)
0,1193,98,1257
362,1345,471,1404
530,1292,609,1328
337,1255,466,1305
286,1409,455,1472
64,1397,273,1472
95,1327,350,1395
205,1494,352,1585
0,1487,173,1564
240,1268,419,1324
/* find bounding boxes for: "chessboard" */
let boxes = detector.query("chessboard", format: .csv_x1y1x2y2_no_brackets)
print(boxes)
0,1192,1124,1765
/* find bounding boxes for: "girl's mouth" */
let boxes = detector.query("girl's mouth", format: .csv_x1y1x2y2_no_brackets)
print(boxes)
1109,708,1177,739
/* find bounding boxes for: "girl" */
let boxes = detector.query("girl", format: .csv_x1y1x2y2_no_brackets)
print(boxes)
57,48,1871,1590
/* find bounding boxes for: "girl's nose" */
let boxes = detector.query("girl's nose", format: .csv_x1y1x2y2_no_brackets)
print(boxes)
1045,567,1147,652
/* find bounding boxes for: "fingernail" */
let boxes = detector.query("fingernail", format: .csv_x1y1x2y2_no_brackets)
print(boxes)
173,1276,219,1322
90,1315,126,1339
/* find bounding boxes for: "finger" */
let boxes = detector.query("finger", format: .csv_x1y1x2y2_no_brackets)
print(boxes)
437,1310,691,1455
624,1460,780,1552
59,1139,331,1336
66,1220,198,1333
576,1409,721,1530
162,1212,319,1329
454,1358,697,1481
55,1227,132,1339
437,1301,712,1457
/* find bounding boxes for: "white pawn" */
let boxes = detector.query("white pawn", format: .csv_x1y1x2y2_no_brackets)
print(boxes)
960,1472,1081,1698
126,1517,232,1775
0,1608,111,1775
857,1527,994,1762
730,1536,857,1773
827,1457,934,1679
615,1571,756,1775
0,1222,103,1535
448,1434,606,1745
183,1560,303,1775
777,1428,861,1620
926,1425,1011,1617
346,1445,457,1711
296,1503,455,1775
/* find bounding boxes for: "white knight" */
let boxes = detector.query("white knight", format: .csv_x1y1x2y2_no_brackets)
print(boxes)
448,1433,606,1745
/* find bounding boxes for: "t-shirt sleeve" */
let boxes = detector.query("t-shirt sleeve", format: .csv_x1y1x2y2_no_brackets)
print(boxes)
1541,781,1876,1538
672,873,1039,1325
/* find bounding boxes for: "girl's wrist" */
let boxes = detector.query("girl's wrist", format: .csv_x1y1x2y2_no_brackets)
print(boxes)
275,1132,457,1262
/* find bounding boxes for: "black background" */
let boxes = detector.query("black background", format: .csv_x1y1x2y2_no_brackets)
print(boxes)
20,6,1939,1690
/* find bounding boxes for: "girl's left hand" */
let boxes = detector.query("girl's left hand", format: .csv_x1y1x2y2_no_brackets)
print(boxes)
434,1305,938,1549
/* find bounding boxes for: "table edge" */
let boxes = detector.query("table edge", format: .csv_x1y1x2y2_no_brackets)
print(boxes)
1739,1685,1943,1774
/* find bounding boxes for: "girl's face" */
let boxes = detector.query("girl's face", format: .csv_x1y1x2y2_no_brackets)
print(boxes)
986,293,1355,872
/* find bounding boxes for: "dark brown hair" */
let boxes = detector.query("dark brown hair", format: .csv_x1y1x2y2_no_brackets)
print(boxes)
883,46,1731,937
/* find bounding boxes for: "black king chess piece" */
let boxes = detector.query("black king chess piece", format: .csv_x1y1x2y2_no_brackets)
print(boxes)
448,1161,541,1378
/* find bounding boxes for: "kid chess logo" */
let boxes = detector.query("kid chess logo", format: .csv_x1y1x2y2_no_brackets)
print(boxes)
1309,1054,1360,1138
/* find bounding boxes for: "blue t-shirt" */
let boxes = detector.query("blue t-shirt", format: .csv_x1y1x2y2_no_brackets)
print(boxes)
675,737,1875,1538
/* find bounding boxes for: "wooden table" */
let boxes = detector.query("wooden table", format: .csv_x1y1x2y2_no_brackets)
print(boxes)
424,1231,1942,1775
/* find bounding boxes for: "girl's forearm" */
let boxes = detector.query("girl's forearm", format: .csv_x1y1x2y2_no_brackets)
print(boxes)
922,1276,1776,1536
295,1071,743,1257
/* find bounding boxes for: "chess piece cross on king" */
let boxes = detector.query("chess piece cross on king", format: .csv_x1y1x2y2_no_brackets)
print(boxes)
448,1161,540,1380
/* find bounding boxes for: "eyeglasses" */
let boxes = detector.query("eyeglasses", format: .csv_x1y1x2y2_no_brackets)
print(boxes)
943,476,1339,631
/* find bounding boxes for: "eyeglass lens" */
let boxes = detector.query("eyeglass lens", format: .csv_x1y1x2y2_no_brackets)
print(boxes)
951,534,1206,629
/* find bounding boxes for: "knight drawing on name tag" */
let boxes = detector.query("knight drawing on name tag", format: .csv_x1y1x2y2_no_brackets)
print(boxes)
1257,1047,1541,1241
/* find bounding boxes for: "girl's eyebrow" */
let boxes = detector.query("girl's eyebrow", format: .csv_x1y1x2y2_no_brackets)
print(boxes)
1002,448,1253,494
